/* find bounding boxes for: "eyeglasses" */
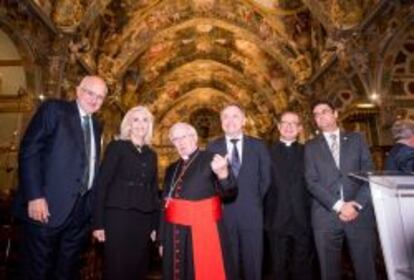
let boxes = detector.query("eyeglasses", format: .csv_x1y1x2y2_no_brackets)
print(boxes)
171,134,192,143
279,121,300,127
80,87,106,102
313,108,334,118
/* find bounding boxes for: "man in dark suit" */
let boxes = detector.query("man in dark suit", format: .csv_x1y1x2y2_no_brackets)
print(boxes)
385,119,414,172
208,104,271,280
305,100,377,280
265,111,316,280
13,75,107,279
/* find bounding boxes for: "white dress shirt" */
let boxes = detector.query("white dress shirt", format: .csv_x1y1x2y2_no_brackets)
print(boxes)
77,103,96,190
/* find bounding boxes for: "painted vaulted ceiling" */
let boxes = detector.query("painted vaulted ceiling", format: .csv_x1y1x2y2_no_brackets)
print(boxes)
19,0,381,143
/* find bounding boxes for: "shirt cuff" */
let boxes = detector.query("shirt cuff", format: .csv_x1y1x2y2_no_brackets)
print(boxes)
354,202,363,211
332,200,345,213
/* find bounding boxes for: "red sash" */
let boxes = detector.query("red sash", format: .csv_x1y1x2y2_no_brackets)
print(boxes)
165,196,226,280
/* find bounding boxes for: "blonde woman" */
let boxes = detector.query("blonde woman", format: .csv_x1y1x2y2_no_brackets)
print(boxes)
92,106,159,280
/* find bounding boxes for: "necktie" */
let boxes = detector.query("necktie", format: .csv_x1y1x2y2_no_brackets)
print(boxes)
330,134,339,168
230,139,241,177
81,115,92,195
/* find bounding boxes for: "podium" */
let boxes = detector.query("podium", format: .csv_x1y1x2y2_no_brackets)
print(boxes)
350,172,414,280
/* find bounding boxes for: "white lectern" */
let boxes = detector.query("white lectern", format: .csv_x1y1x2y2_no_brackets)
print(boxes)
350,172,414,280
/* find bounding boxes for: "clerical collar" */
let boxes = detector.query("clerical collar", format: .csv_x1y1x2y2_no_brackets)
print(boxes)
280,139,296,147
182,148,199,162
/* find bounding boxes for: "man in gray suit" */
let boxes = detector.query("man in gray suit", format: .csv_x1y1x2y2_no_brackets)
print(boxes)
305,100,377,280
208,104,271,280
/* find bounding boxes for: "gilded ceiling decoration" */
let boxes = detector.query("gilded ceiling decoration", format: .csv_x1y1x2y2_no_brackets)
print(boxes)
1,0,412,149
1,0,414,183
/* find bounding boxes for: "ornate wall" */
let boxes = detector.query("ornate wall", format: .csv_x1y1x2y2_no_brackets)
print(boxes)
0,0,413,192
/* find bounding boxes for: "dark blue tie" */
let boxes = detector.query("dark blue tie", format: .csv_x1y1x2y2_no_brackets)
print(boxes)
230,139,241,177
80,115,91,195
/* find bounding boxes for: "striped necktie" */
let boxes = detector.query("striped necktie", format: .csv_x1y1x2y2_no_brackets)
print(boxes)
330,134,339,167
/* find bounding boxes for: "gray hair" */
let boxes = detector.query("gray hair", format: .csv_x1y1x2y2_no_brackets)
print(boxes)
391,120,414,142
79,75,108,95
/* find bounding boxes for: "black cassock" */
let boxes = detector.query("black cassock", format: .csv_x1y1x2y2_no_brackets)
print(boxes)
159,149,238,280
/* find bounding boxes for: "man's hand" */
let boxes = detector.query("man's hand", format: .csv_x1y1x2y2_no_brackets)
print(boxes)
92,229,106,242
339,201,360,222
211,154,229,179
158,245,163,257
28,198,50,223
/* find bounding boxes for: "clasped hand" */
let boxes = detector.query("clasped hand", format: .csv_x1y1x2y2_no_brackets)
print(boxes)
339,201,360,222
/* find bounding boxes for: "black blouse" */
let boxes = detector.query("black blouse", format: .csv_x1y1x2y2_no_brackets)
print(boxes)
93,139,159,229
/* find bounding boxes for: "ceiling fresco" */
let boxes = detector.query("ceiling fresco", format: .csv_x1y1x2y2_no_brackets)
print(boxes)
1,0,392,143
2,0,413,181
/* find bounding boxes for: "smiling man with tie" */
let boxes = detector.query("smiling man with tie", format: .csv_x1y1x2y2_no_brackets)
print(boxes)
13,75,107,280
305,100,377,280
208,104,271,280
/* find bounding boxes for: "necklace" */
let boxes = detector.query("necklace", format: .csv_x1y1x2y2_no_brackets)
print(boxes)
130,139,144,153
165,149,200,208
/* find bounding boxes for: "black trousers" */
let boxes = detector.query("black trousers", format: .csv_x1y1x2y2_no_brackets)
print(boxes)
268,231,317,280
103,208,153,280
20,194,90,280
227,227,262,280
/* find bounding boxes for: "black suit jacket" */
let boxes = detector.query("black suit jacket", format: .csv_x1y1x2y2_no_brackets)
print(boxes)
305,131,375,229
207,135,271,230
265,141,311,235
13,100,102,227
92,140,159,229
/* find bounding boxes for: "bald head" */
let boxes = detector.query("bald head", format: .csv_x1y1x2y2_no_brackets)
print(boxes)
76,75,108,114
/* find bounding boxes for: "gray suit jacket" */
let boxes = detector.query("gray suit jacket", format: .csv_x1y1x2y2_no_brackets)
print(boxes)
304,131,375,229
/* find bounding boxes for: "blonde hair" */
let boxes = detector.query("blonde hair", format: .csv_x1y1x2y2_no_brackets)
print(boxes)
119,106,154,145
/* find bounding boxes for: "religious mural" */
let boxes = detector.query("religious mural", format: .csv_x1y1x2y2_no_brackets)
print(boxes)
0,0,413,191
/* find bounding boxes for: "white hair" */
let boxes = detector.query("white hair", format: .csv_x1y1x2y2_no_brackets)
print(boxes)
169,122,198,142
